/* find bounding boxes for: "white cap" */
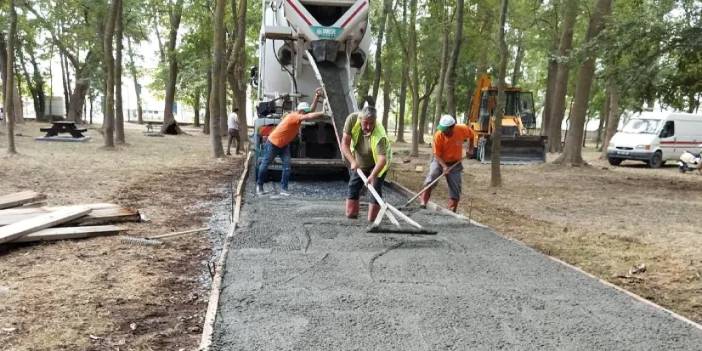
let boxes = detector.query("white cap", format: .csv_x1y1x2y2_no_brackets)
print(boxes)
296,102,311,112
438,114,456,131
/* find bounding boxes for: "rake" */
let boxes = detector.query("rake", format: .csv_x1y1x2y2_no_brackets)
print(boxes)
356,170,436,235
120,227,210,246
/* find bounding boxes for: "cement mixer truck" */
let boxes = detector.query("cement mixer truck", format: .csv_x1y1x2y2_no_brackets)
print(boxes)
252,0,371,173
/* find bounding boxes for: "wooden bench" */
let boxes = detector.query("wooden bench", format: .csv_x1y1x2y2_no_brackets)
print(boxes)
39,121,87,138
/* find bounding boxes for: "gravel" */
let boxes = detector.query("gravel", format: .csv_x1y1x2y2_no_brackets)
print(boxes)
212,173,702,350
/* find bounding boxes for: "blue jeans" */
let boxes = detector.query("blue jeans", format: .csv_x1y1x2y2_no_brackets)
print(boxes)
257,141,291,191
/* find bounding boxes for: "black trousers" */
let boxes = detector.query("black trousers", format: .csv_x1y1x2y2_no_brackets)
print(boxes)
347,168,385,204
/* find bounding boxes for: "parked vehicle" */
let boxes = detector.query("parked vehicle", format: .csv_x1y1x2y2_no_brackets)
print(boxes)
678,149,702,173
606,112,702,168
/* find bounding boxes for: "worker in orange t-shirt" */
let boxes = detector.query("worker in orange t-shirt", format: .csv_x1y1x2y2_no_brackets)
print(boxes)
256,89,326,196
419,114,475,212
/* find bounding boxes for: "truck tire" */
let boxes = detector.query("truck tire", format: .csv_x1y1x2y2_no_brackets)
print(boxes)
608,158,623,166
648,151,663,168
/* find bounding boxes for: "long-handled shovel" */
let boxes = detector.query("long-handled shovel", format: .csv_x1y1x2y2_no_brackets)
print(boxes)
357,169,436,235
399,161,462,209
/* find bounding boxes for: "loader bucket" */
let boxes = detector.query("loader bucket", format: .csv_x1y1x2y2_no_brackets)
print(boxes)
479,135,547,164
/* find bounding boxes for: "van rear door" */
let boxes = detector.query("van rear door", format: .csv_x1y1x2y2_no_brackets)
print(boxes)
659,120,676,159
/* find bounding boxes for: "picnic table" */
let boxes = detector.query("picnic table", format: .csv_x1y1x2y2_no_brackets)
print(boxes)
39,121,87,138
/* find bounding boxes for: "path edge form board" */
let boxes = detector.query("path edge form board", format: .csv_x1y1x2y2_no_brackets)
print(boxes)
387,180,702,333
199,151,253,351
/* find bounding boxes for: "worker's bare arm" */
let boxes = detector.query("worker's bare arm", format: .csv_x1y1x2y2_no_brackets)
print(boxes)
341,133,358,170
367,154,387,185
300,111,326,121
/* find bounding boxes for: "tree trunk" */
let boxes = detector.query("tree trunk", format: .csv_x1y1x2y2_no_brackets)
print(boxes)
595,88,610,150
60,52,70,116
555,0,612,166
444,0,464,119
115,0,125,143
210,0,226,157
233,0,249,146
433,17,449,133
600,85,620,158
397,65,408,143
511,32,524,86
67,79,89,123
0,32,22,125
541,41,559,135
193,92,201,127
21,45,46,121
547,0,578,153
204,68,212,134
409,0,419,156
381,65,391,130
102,0,120,148
152,15,166,64
4,0,17,154
126,37,143,124
418,82,435,145
491,0,509,187
371,0,392,103
219,72,228,138
161,0,185,135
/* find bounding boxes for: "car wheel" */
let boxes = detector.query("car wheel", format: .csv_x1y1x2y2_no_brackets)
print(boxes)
608,157,623,166
648,151,663,168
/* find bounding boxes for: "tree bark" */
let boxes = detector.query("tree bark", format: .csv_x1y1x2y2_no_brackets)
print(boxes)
204,67,212,134
102,0,120,148
444,0,464,119
409,0,419,156
555,0,612,166
511,31,524,86
491,0,509,187
395,0,407,143
126,37,143,124
381,64,391,130
152,15,166,64
193,92,201,127
19,44,46,121
161,0,185,135
60,52,70,116
115,0,125,143
596,88,610,150
371,0,392,103
600,85,620,158
547,0,578,153
432,23,449,133
232,0,248,145
5,0,17,154
418,80,436,145
541,40,559,135
210,0,226,157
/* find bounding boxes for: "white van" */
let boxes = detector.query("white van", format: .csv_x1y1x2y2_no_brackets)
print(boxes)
607,112,702,168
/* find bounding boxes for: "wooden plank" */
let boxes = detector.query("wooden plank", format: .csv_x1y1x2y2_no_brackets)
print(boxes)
0,204,126,226
12,225,124,243
0,191,47,210
69,207,140,226
0,207,92,244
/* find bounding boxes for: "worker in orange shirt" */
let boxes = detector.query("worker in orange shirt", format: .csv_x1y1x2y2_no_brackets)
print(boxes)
419,114,475,212
256,89,326,196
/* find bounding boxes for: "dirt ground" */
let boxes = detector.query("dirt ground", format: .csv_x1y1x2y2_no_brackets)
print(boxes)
392,141,702,324
0,121,243,350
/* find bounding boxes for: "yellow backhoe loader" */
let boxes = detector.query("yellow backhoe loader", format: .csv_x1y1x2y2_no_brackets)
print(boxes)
466,74,547,164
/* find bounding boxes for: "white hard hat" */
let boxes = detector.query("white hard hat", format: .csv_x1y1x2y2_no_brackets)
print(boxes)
296,102,311,112
438,114,456,131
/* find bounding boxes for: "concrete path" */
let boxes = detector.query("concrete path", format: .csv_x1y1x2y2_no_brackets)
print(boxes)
213,177,702,350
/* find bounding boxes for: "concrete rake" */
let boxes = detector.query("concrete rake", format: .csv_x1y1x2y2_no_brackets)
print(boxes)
356,170,436,235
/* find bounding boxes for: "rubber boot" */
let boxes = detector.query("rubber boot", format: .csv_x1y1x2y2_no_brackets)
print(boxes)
367,203,381,222
447,198,459,213
419,189,432,208
346,199,359,219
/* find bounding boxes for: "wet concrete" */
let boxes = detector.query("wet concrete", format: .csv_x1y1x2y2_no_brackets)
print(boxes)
213,173,702,350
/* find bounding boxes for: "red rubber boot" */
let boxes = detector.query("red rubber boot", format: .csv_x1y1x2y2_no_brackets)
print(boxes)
346,199,359,219
367,203,381,222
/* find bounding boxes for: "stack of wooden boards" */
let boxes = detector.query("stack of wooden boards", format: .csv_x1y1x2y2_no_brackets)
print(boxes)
0,191,140,245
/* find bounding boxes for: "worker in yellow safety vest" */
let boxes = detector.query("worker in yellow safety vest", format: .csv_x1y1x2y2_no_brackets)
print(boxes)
340,104,392,221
